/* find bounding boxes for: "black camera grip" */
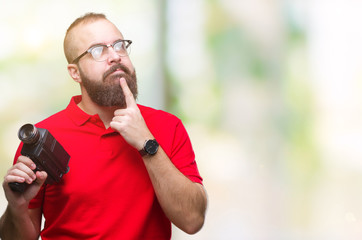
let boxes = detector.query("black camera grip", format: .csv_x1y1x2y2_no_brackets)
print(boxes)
8,182,27,193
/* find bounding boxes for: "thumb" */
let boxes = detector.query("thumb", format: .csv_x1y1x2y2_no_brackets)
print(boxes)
23,171,48,201
34,171,48,186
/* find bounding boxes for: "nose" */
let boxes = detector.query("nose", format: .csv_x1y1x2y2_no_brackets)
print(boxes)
106,46,121,64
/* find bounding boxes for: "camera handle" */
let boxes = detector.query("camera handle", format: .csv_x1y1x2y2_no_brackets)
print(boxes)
8,182,27,193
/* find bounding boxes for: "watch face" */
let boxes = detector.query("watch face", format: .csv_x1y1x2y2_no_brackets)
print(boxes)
145,139,159,155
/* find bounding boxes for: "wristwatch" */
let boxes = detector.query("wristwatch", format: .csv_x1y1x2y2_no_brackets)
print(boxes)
139,139,159,156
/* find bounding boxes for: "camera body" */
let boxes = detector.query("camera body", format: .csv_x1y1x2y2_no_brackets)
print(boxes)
9,124,70,192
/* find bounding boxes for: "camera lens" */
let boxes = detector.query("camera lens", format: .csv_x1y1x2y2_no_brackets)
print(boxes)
18,124,40,144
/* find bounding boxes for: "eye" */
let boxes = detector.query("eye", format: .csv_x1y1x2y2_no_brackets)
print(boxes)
113,41,125,52
90,46,104,60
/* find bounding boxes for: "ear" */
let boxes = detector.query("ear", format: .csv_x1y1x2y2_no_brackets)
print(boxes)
67,64,82,83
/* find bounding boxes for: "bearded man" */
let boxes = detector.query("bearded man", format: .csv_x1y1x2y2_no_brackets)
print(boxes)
0,13,207,240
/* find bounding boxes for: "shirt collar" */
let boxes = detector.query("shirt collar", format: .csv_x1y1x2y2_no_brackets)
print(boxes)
66,95,94,126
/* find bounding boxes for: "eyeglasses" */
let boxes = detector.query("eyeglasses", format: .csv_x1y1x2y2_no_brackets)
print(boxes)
71,39,132,64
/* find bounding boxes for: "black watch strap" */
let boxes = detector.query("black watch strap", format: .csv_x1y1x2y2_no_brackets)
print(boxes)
139,148,148,157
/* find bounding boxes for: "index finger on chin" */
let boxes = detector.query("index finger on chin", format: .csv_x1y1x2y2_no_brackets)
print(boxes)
120,78,137,108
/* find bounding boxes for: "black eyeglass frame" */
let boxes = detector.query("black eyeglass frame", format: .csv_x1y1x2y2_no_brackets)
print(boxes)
71,39,132,64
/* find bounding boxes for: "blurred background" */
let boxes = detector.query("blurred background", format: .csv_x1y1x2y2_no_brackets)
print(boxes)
1,0,362,239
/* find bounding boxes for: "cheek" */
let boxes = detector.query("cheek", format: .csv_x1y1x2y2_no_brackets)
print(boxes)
123,57,135,72
81,62,104,79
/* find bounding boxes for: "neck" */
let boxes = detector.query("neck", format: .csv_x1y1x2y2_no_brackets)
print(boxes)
77,94,120,129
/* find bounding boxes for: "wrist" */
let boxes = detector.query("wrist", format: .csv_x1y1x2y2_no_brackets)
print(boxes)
7,201,29,216
139,139,159,157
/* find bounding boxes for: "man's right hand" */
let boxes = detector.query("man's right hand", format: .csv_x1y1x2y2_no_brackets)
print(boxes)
3,156,47,209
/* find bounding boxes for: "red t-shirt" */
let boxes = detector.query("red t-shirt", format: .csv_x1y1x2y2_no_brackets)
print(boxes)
14,96,203,240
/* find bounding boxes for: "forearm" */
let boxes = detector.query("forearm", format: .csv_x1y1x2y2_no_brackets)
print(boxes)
109,80,207,232
0,206,39,240
1,158,46,240
143,147,207,234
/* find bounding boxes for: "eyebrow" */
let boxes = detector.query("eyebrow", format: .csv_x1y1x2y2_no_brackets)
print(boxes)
87,39,124,49
87,42,107,49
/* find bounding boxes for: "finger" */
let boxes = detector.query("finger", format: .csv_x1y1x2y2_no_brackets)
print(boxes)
14,156,37,181
4,174,26,184
35,171,48,185
13,161,36,177
113,109,127,116
120,77,137,108
111,116,123,123
8,167,36,184
17,155,36,170
110,121,122,132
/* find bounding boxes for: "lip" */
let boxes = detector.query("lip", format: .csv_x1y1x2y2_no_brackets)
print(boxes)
103,64,130,80
109,68,124,76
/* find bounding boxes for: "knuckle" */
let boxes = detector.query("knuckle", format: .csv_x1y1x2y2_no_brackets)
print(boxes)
7,166,18,175
128,109,137,116
3,175,9,182
126,92,132,98
13,162,24,170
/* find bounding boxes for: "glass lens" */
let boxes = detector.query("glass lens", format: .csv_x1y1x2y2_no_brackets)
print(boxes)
90,46,104,60
88,41,130,62
114,41,130,56
113,41,125,52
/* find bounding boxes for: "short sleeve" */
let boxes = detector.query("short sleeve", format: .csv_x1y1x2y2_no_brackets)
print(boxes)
169,120,203,184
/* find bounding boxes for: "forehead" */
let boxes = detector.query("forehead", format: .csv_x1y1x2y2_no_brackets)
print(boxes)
74,19,124,49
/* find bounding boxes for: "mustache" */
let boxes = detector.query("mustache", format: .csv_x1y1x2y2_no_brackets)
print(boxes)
103,64,131,80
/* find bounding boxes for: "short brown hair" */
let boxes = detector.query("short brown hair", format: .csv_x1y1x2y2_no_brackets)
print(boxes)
64,13,107,63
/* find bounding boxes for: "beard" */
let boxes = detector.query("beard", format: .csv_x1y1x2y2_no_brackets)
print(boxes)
79,63,138,108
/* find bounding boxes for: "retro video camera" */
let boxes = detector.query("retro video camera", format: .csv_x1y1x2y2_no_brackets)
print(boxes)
8,124,70,193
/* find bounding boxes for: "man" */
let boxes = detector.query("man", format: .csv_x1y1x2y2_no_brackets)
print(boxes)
0,13,207,240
